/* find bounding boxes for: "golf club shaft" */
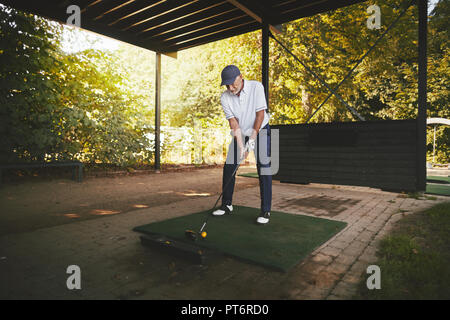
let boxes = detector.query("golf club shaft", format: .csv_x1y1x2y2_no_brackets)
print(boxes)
199,155,245,233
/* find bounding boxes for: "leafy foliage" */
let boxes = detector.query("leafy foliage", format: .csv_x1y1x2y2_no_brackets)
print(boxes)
0,0,448,166
0,6,152,166
426,0,450,162
0,6,63,162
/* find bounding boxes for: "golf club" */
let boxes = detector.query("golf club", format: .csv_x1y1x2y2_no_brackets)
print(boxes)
185,144,248,241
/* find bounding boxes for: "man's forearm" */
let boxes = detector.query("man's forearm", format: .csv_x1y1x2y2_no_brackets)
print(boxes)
250,110,265,140
228,118,244,149
233,127,244,149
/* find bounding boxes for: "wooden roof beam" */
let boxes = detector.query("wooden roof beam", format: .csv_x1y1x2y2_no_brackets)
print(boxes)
225,0,282,34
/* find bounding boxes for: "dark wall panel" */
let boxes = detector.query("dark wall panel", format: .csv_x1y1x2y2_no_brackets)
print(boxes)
271,120,418,192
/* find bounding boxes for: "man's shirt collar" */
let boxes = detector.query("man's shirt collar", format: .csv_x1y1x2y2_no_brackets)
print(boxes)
237,79,246,97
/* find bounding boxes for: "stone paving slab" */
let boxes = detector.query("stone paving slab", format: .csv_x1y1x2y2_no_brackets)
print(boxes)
0,181,447,300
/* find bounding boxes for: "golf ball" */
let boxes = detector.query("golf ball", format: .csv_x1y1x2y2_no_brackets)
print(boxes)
201,231,207,238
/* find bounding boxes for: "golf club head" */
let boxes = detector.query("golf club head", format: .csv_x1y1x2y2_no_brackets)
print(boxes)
185,229,197,241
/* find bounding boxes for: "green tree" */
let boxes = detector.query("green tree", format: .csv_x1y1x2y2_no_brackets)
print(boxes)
0,5,153,166
426,0,449,163
267,0,421,123
0,5,63,162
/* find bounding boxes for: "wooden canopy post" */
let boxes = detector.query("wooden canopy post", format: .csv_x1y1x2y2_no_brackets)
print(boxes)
155,52,161,172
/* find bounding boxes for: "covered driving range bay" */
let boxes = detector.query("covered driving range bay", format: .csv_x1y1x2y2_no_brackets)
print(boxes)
1,0,430,192
1,0,441,301
134,206,347,272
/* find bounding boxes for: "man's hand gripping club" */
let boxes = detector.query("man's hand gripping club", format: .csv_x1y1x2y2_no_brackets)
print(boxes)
229,117,261,163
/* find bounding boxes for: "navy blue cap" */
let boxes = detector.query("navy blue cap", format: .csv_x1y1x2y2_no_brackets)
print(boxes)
221,65,241,86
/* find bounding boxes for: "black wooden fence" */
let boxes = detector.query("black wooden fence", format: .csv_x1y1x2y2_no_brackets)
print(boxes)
271,119,418,192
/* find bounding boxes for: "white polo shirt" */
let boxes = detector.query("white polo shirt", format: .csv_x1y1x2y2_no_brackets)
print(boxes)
220,79,270,137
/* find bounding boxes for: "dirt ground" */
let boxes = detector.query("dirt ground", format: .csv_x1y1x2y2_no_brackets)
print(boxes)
0,165,259,236
0,164,296,300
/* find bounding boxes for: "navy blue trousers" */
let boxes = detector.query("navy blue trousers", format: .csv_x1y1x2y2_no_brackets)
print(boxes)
222,124,272,213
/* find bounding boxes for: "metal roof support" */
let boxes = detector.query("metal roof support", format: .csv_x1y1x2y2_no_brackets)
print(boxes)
155,52,161,172
270,32,365,122
416,0,428,191
301,0,415,123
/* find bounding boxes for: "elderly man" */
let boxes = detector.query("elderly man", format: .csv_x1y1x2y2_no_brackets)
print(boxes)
212,65,272,224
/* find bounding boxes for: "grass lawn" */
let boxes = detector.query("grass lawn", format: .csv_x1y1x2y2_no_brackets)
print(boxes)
354,201,450,300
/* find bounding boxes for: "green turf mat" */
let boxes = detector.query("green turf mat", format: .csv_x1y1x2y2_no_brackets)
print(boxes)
133,206,347,272
238,172,259,178
426,183,450,196
427,176,450,184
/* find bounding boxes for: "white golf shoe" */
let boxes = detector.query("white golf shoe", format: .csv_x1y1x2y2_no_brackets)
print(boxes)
212,204,233,216
256,212,270,224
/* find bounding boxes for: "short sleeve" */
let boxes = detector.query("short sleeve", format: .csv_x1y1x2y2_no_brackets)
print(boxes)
221,93,235,120
255,82,267,112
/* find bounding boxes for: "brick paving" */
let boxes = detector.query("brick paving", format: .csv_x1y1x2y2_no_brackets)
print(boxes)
268,183,447,300
0,177,447,300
